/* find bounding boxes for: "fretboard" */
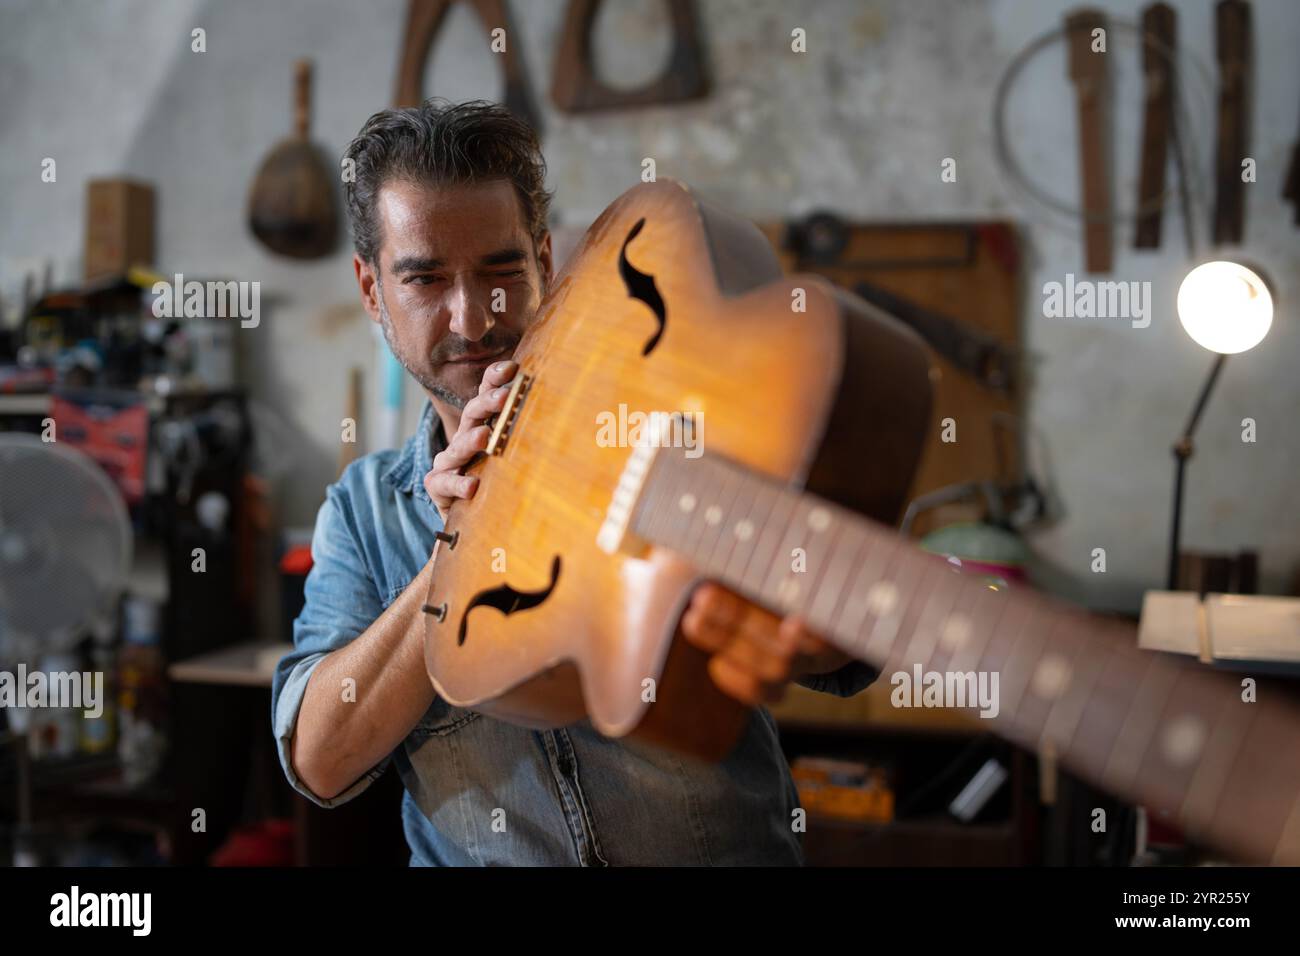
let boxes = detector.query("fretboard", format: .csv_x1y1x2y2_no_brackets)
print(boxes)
624,446,1300,864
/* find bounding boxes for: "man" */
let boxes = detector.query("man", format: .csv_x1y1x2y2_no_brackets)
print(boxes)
272,100,878,866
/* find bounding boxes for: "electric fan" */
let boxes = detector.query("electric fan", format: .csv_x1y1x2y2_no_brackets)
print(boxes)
0,432,131,865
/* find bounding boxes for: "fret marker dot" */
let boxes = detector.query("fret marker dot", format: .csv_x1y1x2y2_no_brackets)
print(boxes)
678,493,696,513
808,507,831,533
1031,655,1072,700
864,581,898,617
704,505,722,525
734,520,754,541
939,613,972,651
777,578,800,605
1162,716,1206,767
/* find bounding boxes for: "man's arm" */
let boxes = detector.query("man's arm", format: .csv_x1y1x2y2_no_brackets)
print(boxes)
289,556,436,802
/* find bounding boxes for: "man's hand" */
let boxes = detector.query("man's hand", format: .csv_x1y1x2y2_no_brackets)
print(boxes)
679,583,852,707
423,360,517,520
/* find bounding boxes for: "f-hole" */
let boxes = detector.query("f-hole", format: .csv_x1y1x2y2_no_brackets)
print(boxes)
457,555,562,646
619,218,667,356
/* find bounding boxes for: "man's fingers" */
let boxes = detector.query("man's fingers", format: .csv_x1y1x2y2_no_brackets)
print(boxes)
424,471,479,514
479,360,517,394
461,384,512,429
437,424,491,470
686,586,795,658
716,621,798,684
707,654,787,707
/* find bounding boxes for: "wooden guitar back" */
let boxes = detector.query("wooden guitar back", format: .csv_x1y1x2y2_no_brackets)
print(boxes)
423,180,934,758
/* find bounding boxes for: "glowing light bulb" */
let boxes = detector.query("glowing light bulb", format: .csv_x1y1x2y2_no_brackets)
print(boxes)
1176,261,1274,354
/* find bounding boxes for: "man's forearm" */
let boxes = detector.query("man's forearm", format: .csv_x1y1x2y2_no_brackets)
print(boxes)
291,556,437,800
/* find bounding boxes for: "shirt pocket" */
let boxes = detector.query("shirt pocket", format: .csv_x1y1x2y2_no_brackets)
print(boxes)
384,581,483,738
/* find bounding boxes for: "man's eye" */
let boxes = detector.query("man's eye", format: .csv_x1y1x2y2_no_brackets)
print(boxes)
491,270,526,279
404,275,440,286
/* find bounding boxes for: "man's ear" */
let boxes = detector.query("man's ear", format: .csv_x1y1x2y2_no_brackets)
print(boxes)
535,231,554,290
354,254,382,324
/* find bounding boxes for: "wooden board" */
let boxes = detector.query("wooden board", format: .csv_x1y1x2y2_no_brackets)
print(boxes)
759,220,1023,539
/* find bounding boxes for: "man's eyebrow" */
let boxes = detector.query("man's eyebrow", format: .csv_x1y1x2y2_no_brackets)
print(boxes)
480,248,528,267
390,255,444,275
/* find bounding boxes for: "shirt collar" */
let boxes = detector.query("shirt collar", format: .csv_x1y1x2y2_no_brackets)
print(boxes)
381,400,448,502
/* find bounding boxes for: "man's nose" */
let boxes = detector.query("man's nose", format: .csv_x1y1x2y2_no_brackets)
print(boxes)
448,277,495,342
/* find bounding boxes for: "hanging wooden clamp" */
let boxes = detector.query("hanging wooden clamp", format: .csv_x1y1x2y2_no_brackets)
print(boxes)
1066,9,1112,274
551,0,708,112
393,0,542,131
1213,0,1251,246
1134,3,1176,249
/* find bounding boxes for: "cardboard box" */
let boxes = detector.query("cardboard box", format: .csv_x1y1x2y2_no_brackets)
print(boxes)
85,179,154,282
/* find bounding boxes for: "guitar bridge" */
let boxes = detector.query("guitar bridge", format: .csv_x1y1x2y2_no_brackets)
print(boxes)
485,372,532,456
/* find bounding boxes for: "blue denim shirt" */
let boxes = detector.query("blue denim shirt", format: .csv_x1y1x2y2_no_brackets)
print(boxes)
272,400,878,865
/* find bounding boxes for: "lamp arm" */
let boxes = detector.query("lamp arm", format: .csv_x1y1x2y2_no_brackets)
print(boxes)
1167,353,1228,589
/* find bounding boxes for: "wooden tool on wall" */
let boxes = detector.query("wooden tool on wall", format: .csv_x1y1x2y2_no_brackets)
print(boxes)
394,0,541,130
247,60,338,259
1213,0,1251,246
759,215,1022,540
551,0,708,112
1285,94,1300,226
1066,9,1112,273
1134,3,1175,249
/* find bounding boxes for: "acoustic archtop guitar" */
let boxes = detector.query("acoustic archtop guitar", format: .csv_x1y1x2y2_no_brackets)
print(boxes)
423,180,1300,865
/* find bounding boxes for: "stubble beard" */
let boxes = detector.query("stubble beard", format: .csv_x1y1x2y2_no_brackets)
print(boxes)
376,279,472,410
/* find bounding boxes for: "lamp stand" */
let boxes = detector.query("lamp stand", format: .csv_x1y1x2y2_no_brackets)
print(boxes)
1167,354,1228,589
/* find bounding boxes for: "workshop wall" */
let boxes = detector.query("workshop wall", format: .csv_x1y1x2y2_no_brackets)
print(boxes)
2,0,1297,609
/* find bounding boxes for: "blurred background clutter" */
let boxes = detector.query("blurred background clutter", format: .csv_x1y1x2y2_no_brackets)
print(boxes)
0,0,1297,866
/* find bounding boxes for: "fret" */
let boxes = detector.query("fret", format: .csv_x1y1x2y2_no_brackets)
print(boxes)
927,570,991,674
1273,790,1300,865
792,510,849,625
679,453,738,563
1136,664,1241,825
943,580,1007,679
1207,697,1300,863
634,448,685,553
1067,637,1154,792
703,466,765,581
967,595,1038,743
1037,618,1113,762
722,472,780,589
737,478,799,597
980,595,1051,730
862,545,936,666
1178,684,1260,843
832,530,904,649
694,463,746,576
897,558,964,670
760,494,830,616
806,519,873,636
1001,610,1071,743
1100,649,1181,798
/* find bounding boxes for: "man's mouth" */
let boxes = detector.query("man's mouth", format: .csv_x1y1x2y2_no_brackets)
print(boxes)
446,348,509,366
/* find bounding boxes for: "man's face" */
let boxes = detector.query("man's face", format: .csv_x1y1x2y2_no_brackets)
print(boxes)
355,178,552,409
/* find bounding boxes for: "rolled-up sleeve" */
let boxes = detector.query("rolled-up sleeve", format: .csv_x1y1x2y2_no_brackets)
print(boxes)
795,659,879,698
271,480,388,808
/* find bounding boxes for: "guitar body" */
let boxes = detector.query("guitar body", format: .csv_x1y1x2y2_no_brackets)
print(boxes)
423,180,934,758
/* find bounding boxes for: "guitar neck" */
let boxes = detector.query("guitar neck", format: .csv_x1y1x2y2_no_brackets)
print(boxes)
618,445,1300,864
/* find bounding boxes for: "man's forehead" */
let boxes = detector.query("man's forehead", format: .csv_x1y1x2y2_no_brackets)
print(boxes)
378,178,528,259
